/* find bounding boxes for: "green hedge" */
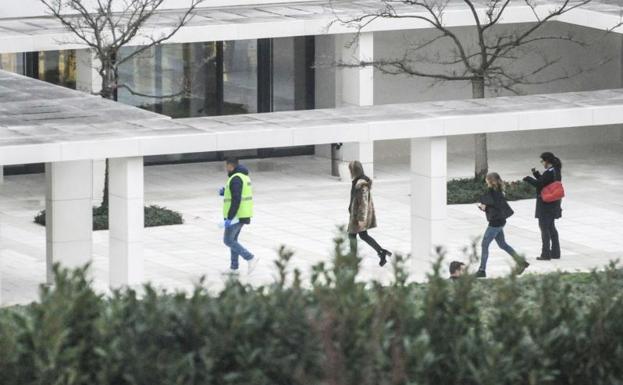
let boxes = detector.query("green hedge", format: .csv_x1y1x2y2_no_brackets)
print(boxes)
448,177,535,204
34,204,183,231
1,237,622,385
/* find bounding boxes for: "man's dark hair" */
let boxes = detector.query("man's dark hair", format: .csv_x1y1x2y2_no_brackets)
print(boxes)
225,157,239,166
449,261,465,275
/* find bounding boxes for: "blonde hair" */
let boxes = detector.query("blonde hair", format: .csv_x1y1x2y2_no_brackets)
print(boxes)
349,161,365,179
486,172,504,192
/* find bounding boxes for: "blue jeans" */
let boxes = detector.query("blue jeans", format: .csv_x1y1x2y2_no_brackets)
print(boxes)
479,225,522,272
223,222,254,270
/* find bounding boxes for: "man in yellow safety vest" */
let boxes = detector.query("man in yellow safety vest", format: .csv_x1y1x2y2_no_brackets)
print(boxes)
219,157,258,274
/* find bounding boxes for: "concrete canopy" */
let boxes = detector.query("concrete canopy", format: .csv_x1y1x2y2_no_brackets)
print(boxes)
2,69,623,166
0,0,621,53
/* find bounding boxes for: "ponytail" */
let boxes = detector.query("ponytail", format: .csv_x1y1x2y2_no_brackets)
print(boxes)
540,152,562,170
554,157,562,170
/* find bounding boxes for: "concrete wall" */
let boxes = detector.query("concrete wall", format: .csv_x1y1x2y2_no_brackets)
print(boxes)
317,22,623,159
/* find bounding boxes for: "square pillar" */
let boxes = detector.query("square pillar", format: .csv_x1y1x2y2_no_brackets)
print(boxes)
76,50,106,205
410,137,448,265
75,49,102,95
45,161,93,283
335,32,375,179
108,157,144,288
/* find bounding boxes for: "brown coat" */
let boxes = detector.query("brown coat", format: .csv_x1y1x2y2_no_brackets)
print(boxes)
348,178,377,234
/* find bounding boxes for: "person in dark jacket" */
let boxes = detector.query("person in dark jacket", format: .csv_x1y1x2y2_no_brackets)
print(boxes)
219,158,258,274
476,172,530,278
347,161,392,266
523,152,563,260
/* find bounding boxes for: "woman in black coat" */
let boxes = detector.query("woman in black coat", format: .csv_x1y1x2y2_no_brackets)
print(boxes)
523,152,563,260
476,172,529,278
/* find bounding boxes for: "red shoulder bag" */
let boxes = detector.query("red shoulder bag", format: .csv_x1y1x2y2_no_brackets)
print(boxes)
541,181,565,203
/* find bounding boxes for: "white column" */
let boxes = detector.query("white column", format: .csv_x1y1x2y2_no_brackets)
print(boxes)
75,49,102,95
335,32,374,179
108,157,144,288
410,137,448,265
45,161,93,284
76,49,106,206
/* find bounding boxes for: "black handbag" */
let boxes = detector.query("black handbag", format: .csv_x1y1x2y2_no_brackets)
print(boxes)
501,199,514,219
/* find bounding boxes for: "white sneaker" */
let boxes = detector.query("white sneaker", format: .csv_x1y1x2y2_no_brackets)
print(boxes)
247,256,260,275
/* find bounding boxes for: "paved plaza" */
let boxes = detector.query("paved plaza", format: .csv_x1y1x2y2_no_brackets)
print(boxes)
1,142,623,305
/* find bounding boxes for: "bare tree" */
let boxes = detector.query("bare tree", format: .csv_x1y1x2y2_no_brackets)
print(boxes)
41,0,203,209
334,0,603,179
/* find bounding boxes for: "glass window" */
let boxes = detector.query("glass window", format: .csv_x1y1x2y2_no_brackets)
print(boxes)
117,37,314,119
38,50,76,88
223,40,257,114
118,42,220,118
0,53,24,73
118,46,160,110
185,42,219,117
0,51,75,88
268,36,314,112
272,37,296,112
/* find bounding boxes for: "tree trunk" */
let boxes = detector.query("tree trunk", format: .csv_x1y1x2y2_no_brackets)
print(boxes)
100,60,117,211
472,77,488,180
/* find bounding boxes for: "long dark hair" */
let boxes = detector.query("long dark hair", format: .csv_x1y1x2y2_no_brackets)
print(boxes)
349,161,371,189
540,152,562,169
348,160,372,201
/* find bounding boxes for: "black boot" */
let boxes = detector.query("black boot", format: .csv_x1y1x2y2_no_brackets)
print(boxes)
378,249,392,267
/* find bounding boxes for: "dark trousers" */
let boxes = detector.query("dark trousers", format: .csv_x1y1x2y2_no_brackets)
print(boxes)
538,216,560,258
349,231,383,255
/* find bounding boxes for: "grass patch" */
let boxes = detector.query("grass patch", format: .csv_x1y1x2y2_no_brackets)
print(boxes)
34,204,183,231
448,177,534,204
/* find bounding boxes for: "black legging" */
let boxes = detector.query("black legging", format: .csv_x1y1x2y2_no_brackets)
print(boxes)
349,231,383,255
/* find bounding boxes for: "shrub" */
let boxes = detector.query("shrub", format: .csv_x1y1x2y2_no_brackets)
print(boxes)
1,236,622,385
448,177,534,204
34,205,183,231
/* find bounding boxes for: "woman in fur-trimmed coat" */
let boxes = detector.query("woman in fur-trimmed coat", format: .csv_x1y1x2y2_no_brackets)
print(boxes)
348,161,392,266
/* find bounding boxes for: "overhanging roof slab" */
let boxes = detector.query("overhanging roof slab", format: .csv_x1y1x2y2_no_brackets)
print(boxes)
2,70,623,166
0,0,621,53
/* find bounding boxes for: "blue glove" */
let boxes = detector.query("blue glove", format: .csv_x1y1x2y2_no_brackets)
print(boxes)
223,219,233,229
218,187,225,196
